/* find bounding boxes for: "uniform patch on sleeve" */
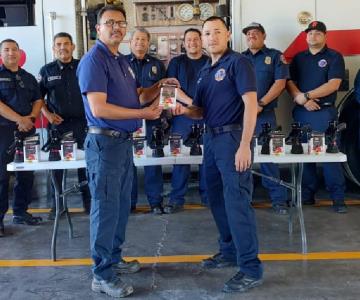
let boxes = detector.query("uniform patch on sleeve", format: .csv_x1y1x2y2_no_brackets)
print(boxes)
215,68,226,81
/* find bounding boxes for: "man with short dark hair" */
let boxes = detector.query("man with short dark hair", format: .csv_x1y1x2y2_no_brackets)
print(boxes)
242,22,289,215
173,16,263,293
287,20,347,213
77,5,178,297
126,28,166,214
39,32,91,220
0,39,43,237
164,28,208,214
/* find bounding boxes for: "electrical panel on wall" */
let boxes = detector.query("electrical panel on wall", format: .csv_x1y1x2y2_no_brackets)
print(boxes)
133,0,216,64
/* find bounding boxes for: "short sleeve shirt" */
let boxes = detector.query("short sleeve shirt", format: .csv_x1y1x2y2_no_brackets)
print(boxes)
289,46,345,105
77,40,141,132
0,66,41,126
193,49,257,128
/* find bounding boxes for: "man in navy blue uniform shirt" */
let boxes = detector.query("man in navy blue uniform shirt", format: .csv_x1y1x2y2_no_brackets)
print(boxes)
174,16,263,293
0,39,43,237
39,32,91,219
164,28,208,214
287,20,347,213
242,22,289,215
125,28,166,214
77,5,177,297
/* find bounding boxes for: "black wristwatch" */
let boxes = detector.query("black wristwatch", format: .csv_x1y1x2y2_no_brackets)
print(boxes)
304,92,311,101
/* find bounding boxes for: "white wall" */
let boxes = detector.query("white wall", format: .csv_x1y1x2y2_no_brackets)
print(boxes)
41,0,78,63
0,0,46,76
0,0,77,76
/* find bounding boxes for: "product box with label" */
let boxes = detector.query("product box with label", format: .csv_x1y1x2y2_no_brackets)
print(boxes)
159,84,177,109
169,134,182,156
308,132,325,154
270,132,285,155
133,137,147,158
24,134,40,162
61,132,77,161
61,141,77,161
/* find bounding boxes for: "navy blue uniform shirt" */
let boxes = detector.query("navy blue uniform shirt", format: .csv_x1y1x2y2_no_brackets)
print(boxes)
242,46,289,109
0,66,41,127
125,53,165,89
167,54,208,136
39,59,85,119
77,40,141,133
289,46,345,106
193,49,257,128
167,54,208,99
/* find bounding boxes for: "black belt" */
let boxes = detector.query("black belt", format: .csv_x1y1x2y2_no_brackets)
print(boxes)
88,127,130,139
206,124,242,135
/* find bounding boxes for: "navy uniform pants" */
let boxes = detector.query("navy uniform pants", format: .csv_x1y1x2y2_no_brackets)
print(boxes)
169,115,207,206
203,130,263,280
131,118,163,208
255,110,287,205
48,119,90,208
293,106,345,202
85,133,133,281
0,126,34,219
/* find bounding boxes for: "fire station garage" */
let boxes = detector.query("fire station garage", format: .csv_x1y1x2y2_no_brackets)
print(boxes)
0,0,360,299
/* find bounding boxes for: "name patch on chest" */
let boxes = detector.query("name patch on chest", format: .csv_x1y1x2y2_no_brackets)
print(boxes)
48,75,62,81
214,68,226,82
318,59,327,68
0,77,11,82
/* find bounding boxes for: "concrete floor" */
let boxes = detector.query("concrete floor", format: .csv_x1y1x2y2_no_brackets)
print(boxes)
1,168,360,300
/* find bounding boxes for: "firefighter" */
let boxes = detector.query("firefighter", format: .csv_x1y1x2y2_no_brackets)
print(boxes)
242,22,289,214
287,20,347,213
0,39,43,237
39,32,91,219
125,28,166,214
173,16,263,293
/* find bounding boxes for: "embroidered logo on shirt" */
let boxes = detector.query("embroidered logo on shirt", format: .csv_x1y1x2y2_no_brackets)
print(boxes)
318,59,327,68
0,77,11,82
128,66,136,79
151,65,158,75
264,56,272,65
214,68,226,82
47,75,61,81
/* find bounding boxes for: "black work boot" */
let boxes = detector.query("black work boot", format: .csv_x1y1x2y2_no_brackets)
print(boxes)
13,212,42,225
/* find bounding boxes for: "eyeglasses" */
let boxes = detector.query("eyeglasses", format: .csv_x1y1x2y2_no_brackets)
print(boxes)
102,19,127,28
15,74,25,88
